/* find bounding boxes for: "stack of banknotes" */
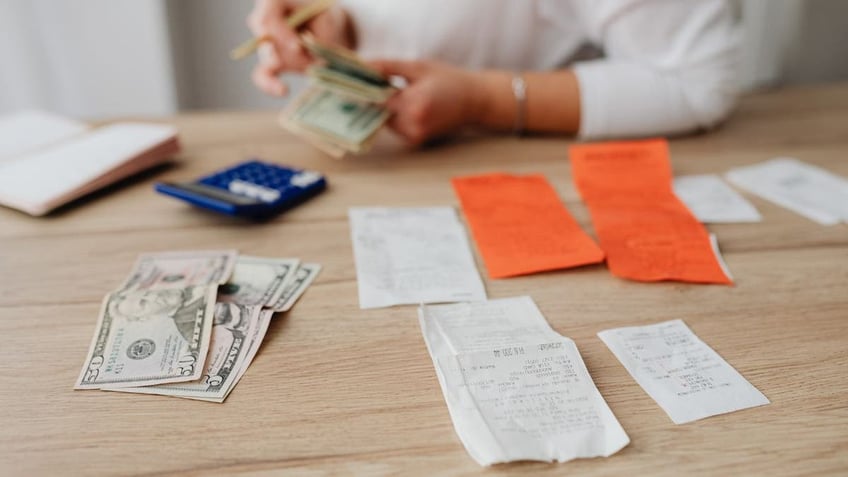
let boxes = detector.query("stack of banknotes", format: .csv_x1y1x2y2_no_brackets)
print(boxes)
280,34,395,158
74,250,320,403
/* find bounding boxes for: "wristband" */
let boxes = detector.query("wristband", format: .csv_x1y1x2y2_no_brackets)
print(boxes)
511,75,527,135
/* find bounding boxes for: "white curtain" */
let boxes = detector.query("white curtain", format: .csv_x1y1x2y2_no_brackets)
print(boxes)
0,0,178,119
738,0,806,90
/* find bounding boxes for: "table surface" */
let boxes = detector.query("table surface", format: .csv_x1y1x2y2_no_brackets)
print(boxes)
1,83,847,476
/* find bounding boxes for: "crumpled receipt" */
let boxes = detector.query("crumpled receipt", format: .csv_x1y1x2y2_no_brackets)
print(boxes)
418,296,629,466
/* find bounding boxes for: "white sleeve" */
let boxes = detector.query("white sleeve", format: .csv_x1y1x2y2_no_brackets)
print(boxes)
572,0,741,140
336,0,422,59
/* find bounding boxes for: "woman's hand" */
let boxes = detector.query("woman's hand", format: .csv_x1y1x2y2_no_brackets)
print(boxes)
247,0,353,96
371,60,490,146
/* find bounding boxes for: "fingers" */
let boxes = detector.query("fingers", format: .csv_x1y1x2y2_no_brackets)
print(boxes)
247,0,311,93
261,21,311,73
387,115,426,147
278,40,312,72
252,64,288,96
370,60,427,81
250,42,287,96
385,90,430,146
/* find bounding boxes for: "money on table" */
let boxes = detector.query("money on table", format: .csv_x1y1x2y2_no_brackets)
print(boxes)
76,284,218,389
112,303,269,402
76,250,236,390
217,255,300,307
75,251,320,402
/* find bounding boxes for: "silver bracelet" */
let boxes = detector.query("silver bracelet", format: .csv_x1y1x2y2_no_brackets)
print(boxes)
511,74,527,135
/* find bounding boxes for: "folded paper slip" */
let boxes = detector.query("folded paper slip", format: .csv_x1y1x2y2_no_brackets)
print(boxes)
569,139,732,284
0,121,179,216
452,173,604,278
598,320,769,424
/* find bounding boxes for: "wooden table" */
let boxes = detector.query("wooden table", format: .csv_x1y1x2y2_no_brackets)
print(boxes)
2,83,847,476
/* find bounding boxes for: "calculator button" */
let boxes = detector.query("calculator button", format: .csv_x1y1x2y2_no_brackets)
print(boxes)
228,180,281,203
291,171,322,188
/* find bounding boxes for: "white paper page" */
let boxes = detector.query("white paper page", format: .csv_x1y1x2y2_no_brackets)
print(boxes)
0,123,176,215
349,207,487,309
598,319,769,425
0,110,88,163
419,297,629,466
725,158,848,225
673,174,761,223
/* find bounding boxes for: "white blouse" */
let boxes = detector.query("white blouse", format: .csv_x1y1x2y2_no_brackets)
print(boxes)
339,0,740,140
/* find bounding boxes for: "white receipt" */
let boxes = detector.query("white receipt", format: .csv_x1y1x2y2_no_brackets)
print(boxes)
673,174,761,223
349,207,487,309
726,158,848,225
598,320,769,424
419,297,629,466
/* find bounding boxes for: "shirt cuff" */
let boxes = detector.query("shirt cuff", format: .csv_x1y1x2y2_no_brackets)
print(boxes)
573,60,701,141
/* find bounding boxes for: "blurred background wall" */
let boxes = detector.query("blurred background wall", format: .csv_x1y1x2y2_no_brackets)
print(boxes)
1,0,846,119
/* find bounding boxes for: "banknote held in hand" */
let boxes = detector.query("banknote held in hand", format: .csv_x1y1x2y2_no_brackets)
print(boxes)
280,34,395,157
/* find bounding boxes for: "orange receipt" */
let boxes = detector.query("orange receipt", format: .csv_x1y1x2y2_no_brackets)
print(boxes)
569,139,732,284
452,173,604,278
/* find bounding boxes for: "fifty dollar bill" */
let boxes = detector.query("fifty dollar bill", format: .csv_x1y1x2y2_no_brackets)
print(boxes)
76,250,237,389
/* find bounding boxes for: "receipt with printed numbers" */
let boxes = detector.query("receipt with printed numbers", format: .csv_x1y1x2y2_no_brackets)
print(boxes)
349,207,487,309
725,158,848,225
598,319,769,424
419,297,630,466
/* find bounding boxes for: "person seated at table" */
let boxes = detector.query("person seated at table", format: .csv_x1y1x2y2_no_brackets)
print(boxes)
248,0,740,145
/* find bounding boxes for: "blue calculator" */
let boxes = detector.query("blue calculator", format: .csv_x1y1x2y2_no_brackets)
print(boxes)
155,160,327,218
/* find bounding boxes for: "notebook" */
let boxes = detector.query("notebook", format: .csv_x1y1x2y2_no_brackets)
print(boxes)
0,111,180,216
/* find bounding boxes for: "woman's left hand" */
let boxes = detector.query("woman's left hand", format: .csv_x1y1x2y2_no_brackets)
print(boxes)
370,60,488,146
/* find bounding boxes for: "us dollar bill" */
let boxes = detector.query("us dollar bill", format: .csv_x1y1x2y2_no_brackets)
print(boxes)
269,263,322,312
310,66,395,103
281,86,388,155
279,34,393,157
227,309,274,396
191,309,275,403
217,256,300,307
120,250,238,291
280,115,349,158
75,285,217,389
111,303,268,402
301,33,390,88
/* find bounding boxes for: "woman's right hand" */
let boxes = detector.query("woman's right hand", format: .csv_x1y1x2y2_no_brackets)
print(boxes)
247,0,353,96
